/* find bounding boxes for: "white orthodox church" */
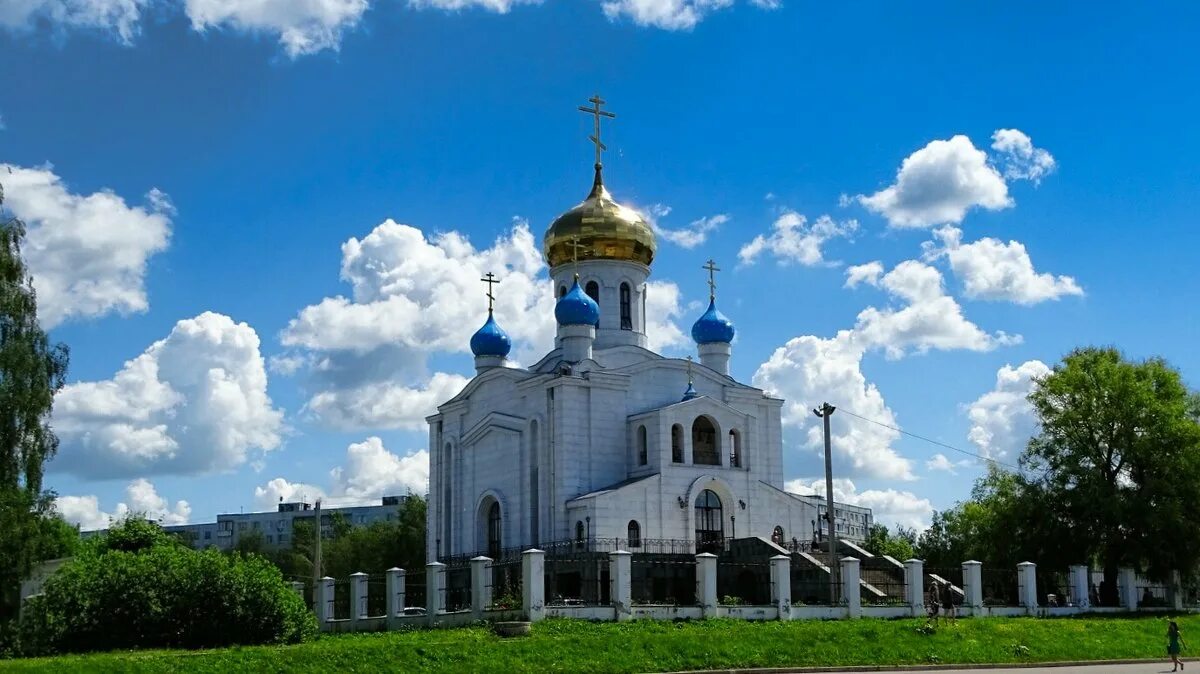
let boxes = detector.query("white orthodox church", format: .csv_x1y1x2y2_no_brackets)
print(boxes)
426,99,870,562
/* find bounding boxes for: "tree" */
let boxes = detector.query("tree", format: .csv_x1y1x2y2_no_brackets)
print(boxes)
864,523,916,562
1024,347,1200,600
0,185,72,623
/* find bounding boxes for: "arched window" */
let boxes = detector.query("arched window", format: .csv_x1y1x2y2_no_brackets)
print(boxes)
558,285,567,298
692,416,719,465
627,520,641,548
728,430,741,468
694,489,723,552
637,425,648,466
575,520,585,549
619,283,632,330
671,424,684,463
771,526,785,546
487,501,502,558
585,281,601,328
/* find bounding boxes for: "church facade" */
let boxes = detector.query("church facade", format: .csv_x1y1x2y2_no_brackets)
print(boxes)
426,101,870,562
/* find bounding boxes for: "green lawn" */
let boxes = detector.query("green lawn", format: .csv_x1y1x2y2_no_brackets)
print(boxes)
1,614,1193,673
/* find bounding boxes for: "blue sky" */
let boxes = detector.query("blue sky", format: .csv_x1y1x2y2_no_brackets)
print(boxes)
2,0,1197,531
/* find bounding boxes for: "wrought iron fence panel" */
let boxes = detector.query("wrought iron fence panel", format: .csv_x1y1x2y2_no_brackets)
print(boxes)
444,567,472,612
862,578,908,606
1137,583,1170,608
1037,570,1071,607
366,576,387,617
545,557,608,606
981,569,1019,606
789,564,841,606
717,560,772,605
488,559,524,610
630,555,696,606
332,579,351,620
406,574,427,610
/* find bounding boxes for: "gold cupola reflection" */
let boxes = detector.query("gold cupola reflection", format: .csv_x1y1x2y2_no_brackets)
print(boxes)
543,95,656,269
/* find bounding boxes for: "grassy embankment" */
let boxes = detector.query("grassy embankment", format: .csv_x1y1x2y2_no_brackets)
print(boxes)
0,614,1192,673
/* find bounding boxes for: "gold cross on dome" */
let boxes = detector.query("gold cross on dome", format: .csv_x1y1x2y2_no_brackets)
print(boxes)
480,272,499,313
578,94,616,167
686,355,694,385
702,259,720,300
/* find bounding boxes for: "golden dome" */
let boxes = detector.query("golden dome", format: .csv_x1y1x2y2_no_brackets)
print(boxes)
544,167,656,268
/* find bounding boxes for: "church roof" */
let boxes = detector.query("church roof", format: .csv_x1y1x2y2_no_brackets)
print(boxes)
567,473,658,502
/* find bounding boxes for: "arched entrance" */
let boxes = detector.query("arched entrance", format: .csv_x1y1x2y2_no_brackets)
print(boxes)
694,489,724,553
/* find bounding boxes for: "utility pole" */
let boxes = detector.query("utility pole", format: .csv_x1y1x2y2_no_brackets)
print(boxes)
312,498,323,608
813,402,838,605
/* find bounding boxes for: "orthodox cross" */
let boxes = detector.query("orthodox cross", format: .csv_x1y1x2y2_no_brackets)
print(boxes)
480,272,499,313
578,94,616,167
703,259,720,301
686,355,694,385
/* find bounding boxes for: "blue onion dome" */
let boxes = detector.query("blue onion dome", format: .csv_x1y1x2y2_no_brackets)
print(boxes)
682,381,699,401
555,277,600,326
691,298,735,344
470,312,512,358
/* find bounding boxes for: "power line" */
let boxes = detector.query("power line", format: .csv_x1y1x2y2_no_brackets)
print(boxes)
836,407,1022,471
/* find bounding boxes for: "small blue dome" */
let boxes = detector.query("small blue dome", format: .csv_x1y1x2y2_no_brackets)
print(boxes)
682,381,699,401
555,278,600,326
691,298,735,344
470,312,512,358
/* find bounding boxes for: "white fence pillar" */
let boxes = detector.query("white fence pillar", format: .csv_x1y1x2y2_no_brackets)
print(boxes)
1170,570,1184,611
522,549,545,622
770,554,792,620
696,553,718,617
386,567,406,617
351,571,369,624
1118,567,1138,610
1017,562,1038,611
962,560,983,613
426,562,446,617
904,559,924,617
610,550,632,622
841,557,861,618
471,556,492,618
317,576,335,623
1069,565,1089,608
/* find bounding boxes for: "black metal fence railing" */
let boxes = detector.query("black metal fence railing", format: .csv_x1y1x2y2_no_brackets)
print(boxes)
487,559,523,610
406,574,427,611
366,576,387,617
631,555,696,606
331,579,351,620
1038,571,1071,607
790,563,842,606
1137,584,1170,608
545,557,608,606
981,569,1019,607
862,579,908,606
444,565,471,612
717,560,773,606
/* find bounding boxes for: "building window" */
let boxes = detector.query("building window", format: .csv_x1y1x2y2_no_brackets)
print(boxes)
279,534,288,543
637,425,648,466
558,285,567,298
267,535,274,543
619,283,632,330
585,281,600,327
729,429,741,468
575,520,585,549
694,489,724,553
238,522,247,531
671,424,684,463
252,521,260,530
488,501,502,558
772,526,785,546
692,416,719,465
204,531,211,540
627,520,641,548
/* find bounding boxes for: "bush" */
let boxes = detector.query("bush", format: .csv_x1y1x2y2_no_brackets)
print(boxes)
17,519,315,655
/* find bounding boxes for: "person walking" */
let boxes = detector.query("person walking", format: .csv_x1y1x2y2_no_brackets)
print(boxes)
1169,620,1186,671
926,582,941,626
940,580,957,624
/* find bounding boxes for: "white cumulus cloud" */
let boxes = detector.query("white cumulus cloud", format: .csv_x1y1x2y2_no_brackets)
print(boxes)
56,478,190,531
255,436,428,509
0,0,150,43
652,213,728,249
991,129,1057,183
183,0,369,57
844,261,883,289
923,226,1083,305
738,211,857,267
925,452,971,474
965,359,1050,460
1,164,172,329
52,312,284,478
785,477,933,531
281,218,688,430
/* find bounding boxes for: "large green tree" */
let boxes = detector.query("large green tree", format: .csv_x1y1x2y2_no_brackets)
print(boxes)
0,185,73,623
1023,347,1200,599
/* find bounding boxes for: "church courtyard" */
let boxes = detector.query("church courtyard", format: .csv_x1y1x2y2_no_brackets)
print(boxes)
0,615,1191,674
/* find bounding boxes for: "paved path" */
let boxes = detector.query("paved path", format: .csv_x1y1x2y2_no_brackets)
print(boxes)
778,664,1184,674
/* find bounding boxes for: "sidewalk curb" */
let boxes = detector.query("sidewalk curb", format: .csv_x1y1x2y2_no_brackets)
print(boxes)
663,659,1169,674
